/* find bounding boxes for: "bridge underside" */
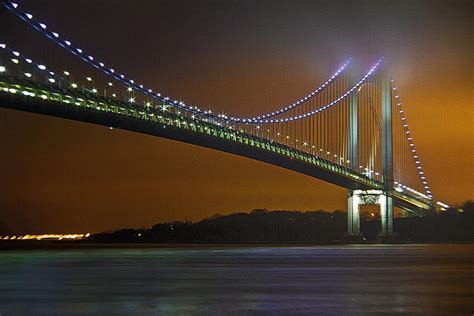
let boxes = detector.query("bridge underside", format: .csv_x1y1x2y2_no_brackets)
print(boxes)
0,94,371,188
0,89,431,216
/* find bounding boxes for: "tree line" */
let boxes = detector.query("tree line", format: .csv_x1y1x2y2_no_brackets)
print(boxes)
90,201,474,243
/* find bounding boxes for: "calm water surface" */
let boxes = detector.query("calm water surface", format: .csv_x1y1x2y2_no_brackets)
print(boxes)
0,244,473,315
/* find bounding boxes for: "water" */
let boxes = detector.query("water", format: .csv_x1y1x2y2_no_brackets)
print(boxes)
0,244,473,315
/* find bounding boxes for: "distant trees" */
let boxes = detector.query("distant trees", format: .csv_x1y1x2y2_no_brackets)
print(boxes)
91,210,348,243
393,200,474,242
90,202,474,243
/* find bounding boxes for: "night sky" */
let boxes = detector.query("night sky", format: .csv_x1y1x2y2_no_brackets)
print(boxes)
0,0,472,234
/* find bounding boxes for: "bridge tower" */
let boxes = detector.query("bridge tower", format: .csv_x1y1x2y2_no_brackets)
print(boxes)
380,76,394,236
347,92,360,236
347,76,394,238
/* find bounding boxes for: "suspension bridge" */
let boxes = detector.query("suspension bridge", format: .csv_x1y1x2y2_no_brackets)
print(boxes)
0,1,450,237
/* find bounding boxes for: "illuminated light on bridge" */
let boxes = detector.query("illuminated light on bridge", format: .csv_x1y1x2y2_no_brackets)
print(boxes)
0,0,452,237
436,201,451,211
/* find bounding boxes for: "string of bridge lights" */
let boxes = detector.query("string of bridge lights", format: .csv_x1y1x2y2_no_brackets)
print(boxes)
0,42,167,110
1,0,380,125
0,42,380,180
0,42,370,151
0,44,433,202
0,43,433,203
0,42,371,176
0,6,380,178
1,1,441,205
0,43,83,92
240,58,383,124
0,0,344,122
243,58,352,121
2,44,51,80
0,44,384,188
0,2,197,109
391,79,432,199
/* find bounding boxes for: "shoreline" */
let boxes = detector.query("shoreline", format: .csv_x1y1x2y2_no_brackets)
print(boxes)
1,240,473,251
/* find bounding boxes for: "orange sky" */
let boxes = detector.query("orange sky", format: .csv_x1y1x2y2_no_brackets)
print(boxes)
0,0,472,233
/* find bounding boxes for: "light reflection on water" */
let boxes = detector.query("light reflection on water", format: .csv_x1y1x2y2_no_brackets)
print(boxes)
0,244,473,315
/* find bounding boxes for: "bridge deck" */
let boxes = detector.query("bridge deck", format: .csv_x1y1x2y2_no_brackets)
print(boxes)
0,76,432,214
